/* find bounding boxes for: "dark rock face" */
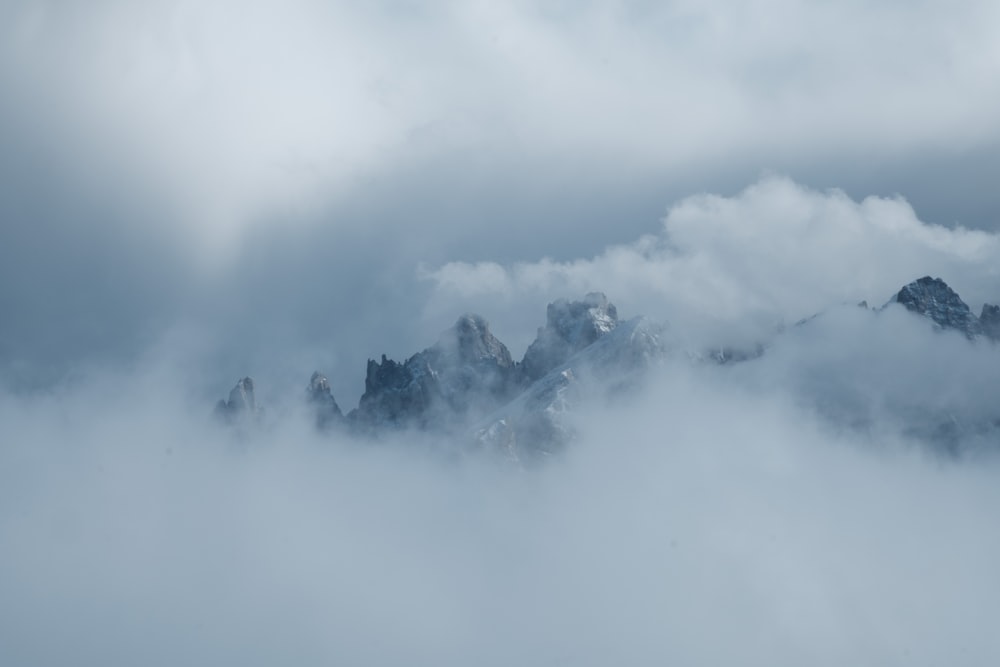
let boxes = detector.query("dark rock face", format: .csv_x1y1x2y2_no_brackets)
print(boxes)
981,303,1000,340
307,371,343,429
890,276,982,338
354,354,438,428
520,292,618,382
350,298,627,435
214,377,260,422
352,314,516,429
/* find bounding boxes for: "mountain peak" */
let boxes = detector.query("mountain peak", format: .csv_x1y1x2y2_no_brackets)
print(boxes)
891,276,982,338
354,314,516,429
520,292,619,382
548,292,617,341
214,376,261,422
980,303,1000,340
228,377,256,411
307,371,342,429
430,313,513,368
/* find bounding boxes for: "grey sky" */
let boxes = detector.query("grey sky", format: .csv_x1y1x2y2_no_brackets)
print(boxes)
1,0,999,399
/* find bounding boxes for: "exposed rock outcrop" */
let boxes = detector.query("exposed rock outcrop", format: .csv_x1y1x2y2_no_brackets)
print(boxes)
520,292,618,382
214,377,261,423
307,371,343,429
351,313,516,430
474,316,667,462
981,303,1000,340
352,354,438,429
888,276,982,338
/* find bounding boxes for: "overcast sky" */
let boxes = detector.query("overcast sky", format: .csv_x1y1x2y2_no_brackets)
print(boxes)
2,0,999,398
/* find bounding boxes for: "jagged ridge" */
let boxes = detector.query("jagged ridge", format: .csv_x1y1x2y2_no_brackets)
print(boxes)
215,277,998,456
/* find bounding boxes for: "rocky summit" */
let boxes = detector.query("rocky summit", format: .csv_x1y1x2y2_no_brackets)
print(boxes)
351,313,517,430
981,303,1000,340
889,276,982,338
307,371,343,429
520,292,618,382
214,377,260,423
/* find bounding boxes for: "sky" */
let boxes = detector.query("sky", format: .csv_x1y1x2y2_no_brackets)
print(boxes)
2,0,999,400
2,2,1000,664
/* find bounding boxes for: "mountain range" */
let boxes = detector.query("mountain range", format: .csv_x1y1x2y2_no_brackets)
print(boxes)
216,276,1000,461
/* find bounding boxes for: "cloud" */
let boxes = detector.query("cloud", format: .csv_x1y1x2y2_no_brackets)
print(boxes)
2,0,999,255
2,1,1000,392
2,3,1000,662
2,333,1000,665
424,176,1000,352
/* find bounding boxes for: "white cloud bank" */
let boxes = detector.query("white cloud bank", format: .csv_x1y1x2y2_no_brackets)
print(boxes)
1,347,999,666
424,176,1000,352
2,172,1000,664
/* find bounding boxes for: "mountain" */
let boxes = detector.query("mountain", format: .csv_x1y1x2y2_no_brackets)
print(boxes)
980,303,1000,340
214,294,639,442
519,292,619,382
307,371,343,429
214,278,998,457
886,276,983,338
349,313,517,431
472,316,668,463
771,276,1000,454
214,377,261,423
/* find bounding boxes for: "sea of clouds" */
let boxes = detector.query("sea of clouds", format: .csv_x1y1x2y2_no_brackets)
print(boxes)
3,177,1000,666
3,1,1000,663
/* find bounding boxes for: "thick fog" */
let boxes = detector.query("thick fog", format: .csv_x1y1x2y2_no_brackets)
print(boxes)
3,315,1000,665
3,1,1000,664
3,189,1000,663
